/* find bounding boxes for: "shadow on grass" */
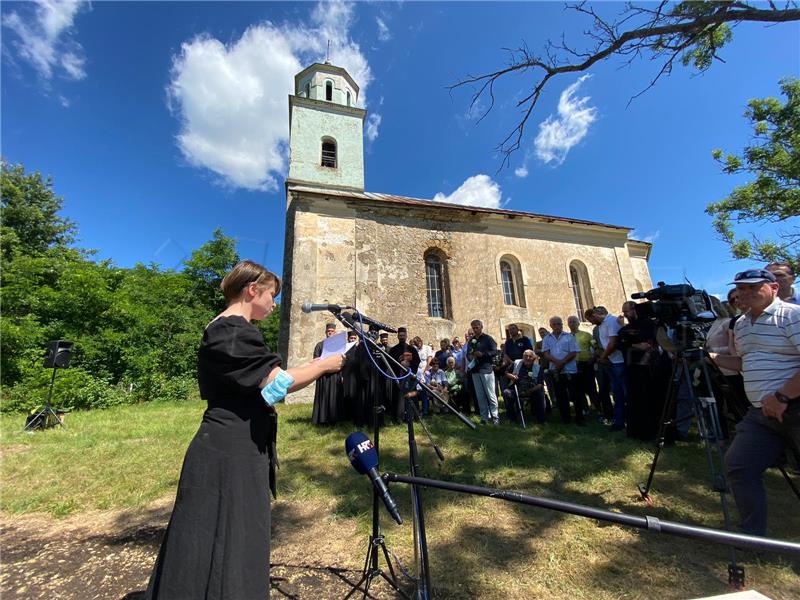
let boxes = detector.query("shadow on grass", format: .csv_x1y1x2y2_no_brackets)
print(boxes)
274,403,800,598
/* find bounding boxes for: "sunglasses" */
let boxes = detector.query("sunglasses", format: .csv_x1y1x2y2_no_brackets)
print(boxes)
733,269,776,282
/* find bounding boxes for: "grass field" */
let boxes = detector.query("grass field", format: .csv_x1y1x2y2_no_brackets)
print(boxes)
2,400,799,599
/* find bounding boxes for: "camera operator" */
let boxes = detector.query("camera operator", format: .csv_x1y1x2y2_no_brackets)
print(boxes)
618,301,663,440
710,269,800,536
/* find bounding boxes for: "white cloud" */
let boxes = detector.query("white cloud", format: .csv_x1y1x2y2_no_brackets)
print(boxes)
629,229,660,243
376,17,391,42
514,165,528,178
464,96,486,122
433,174,502,209
366,113,382,142
534,75,597,166
167,1,373,191
3,0,88,81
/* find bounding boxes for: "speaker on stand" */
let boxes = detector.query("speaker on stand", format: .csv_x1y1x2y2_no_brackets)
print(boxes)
24,341,73,431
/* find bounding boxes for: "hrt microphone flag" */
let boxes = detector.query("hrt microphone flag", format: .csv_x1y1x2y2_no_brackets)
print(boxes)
345,432,403,525
346,431,377,474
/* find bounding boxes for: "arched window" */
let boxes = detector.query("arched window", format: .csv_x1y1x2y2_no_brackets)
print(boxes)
497,254,526,307
569,260,594,318
304,82,310,98
500,261,517,306
424,250,450,319
321,138,337,168
325,80,333,101
346,90,351,106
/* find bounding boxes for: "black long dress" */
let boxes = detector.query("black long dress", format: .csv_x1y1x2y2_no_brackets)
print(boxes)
311,340,344,425
146,315,281,600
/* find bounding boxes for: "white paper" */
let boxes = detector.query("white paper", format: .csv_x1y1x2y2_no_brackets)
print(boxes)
321,332,347,358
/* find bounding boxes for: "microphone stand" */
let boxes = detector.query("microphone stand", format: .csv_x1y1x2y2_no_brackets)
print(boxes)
335,313,409,600
331,309,474,600
383,472,800,556
404,397,431,599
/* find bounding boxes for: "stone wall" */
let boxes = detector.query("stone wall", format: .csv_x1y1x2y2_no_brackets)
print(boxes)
281,191,653,403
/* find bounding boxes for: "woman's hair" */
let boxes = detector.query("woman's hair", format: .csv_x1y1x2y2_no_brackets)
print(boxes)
220,260,281,303
412,336,423,347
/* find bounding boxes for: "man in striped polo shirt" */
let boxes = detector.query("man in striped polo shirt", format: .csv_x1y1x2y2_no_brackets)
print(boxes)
711,268,800,536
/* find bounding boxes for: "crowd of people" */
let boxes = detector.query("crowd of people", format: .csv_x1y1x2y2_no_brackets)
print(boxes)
309,261,800,538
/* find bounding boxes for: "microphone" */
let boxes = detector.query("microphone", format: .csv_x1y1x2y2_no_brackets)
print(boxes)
301,302,350,313
345,432,403,525
342,311,398,334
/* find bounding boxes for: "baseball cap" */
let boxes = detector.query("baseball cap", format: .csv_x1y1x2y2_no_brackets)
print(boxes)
729,269,778,285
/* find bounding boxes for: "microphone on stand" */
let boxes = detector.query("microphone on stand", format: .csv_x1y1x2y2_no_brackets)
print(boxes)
345,432,403,525
301,302,351,313
342,311,398,334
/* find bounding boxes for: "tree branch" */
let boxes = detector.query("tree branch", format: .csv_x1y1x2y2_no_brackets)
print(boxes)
449,1,800,169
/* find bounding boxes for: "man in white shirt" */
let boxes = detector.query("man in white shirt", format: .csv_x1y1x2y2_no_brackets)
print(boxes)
711,268,800,536
542,316,584,425
588,307,627,431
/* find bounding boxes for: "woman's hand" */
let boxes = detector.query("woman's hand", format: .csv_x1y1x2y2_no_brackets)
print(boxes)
318,353,345,373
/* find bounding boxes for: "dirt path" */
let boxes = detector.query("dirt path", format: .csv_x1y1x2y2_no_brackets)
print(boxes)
0,498,408,599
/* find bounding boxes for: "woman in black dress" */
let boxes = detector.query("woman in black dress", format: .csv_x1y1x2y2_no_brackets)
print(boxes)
145,260,344,599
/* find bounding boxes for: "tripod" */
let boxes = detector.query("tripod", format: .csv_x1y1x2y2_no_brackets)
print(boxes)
638,344,743,587
24,365,65,431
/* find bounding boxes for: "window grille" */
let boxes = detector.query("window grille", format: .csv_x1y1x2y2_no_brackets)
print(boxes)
321,140,336,168
569,262,593,317
426,256,446,318
500,261,516,305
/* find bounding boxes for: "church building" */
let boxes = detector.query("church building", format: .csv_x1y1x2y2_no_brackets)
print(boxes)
278,62,653,402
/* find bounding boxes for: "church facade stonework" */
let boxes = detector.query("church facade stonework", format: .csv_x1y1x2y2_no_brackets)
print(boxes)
279,63,652,403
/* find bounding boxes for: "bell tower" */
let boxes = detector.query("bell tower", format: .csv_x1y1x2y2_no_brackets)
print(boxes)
288,63,366,191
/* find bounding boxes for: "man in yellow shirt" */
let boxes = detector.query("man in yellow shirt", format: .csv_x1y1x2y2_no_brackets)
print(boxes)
568,315,600,421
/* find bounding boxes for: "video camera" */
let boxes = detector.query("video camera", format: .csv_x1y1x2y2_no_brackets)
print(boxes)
631,283,716,327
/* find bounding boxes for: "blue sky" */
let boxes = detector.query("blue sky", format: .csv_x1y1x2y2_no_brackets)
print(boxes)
2,1,798,298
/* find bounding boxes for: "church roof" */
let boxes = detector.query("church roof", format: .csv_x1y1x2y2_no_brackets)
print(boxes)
287,183,649,241
294,63,360,94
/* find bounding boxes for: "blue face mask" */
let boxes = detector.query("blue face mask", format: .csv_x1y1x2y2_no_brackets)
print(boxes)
261,369,295,406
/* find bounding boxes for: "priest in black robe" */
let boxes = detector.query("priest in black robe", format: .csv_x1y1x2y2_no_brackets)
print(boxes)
311,323,345,425
388,327,420,422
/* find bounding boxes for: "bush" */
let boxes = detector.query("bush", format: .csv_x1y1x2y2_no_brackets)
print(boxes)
130,374,198,404
1,367,129,413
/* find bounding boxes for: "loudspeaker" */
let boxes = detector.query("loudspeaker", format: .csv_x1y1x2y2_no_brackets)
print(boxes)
43,340,73,369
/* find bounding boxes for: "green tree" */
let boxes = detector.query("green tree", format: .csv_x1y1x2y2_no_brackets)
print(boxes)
182,228,239,312
257,304,281,351
1,161,76,261
706,78,800,265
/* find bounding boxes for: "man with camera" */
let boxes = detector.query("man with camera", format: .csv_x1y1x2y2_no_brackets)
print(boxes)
710,268,800,536
468,319,500,425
